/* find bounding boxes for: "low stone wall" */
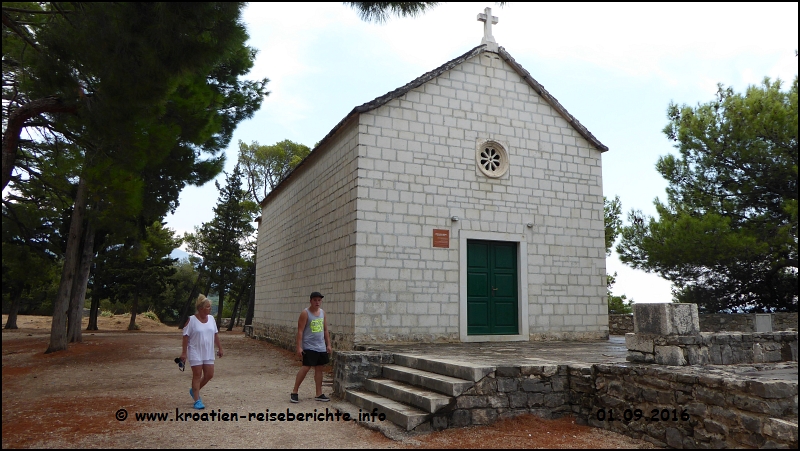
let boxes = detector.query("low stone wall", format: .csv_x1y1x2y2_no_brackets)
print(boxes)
774,312,799,331
332,351,394,396
591,363,798,448
626,332,799,366
424,364,580,430
609,314,633,335
331,352,798,447
610,312,799,335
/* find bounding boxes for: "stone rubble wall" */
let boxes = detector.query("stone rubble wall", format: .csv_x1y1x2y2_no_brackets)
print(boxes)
609,314,633,335
332,351,394,396
626,332,798,366
610,312,799,335
331,352,798,448
422,364,583,431
591,364,798,448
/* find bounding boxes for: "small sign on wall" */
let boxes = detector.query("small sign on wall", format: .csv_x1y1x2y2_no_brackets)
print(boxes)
432,229,450,248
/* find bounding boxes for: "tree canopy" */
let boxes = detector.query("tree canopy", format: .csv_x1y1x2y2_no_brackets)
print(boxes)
2,2,268,351
617,77,798,313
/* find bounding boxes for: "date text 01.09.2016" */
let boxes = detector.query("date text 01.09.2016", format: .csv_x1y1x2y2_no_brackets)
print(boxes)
595,408,690,422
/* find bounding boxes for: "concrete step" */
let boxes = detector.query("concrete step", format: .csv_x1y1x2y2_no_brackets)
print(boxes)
393,353,494,382
382,364,475,397
345,388,430,431
364,378,453,413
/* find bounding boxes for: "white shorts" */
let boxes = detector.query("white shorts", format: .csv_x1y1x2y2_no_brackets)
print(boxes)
189,360,214,367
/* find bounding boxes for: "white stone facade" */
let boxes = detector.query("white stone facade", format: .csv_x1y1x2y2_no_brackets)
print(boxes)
254,48,608,349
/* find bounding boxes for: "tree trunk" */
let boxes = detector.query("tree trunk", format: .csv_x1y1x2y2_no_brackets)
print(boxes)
47,177,88,353
244,277,256,329
177,267,204,329
228,265,254,331
216,277,225,331
68,222,95,343
4,284,24,330
87,284,101,331
2,96,77,190
226,280,247,331
128,289,140,330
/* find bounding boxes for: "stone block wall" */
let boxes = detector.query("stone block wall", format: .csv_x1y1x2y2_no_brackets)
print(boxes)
626,332,799,366
253,119,360,350
591,364,798,448
611,312,798,335
354,50,607,344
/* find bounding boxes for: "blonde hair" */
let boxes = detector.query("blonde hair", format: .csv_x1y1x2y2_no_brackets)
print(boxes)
196,294,211,311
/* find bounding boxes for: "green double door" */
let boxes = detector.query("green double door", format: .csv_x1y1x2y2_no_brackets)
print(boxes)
467,240,518,335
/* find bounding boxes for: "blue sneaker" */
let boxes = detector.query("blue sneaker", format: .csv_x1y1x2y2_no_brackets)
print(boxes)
194,399,205,410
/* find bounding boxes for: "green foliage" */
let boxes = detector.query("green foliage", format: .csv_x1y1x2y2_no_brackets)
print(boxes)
345,2,440,23
188,164,256,326
100,310,114,318
93,221,181,316
238,140,311,203
607,272,633,314
604,196,622,256
618,77,798,313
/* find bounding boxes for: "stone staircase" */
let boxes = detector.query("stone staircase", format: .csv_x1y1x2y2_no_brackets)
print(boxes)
344,353,494,430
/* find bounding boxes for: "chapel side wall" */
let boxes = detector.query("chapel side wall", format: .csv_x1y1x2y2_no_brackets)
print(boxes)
354,51,607,344
252,121,359,350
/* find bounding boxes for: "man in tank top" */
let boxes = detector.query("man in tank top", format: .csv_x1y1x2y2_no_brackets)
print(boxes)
290,291,332,403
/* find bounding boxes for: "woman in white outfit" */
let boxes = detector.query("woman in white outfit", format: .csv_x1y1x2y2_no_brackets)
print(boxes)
180,294,223,410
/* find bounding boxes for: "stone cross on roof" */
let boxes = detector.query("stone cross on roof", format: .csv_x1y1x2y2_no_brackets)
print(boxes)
477,7,499,50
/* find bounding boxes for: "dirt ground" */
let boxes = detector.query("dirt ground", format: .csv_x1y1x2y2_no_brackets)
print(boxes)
2,315,657,449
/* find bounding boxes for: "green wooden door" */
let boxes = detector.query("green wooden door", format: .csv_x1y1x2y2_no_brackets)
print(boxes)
467,240,518,335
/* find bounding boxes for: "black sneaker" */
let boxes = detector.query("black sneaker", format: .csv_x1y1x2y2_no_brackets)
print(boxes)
290,393,299,403
315,394,330,402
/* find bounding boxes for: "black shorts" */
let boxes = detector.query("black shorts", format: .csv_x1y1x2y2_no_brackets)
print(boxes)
302,349,329,366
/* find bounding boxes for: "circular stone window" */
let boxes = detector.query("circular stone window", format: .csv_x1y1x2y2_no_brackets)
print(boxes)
476,141,509,178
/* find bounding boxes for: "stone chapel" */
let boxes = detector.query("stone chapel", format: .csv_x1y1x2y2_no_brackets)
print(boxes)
252,8,609,350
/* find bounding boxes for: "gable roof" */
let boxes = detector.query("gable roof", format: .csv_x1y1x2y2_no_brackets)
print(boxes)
260,45,608,207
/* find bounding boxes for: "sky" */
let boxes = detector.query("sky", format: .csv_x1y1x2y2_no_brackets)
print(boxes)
165,2,798,305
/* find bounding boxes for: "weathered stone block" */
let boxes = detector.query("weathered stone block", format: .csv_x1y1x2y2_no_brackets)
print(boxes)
739,413,762,434
703,418,728,437
495,366,520,377
496,377,518,392
625,333,654,353
665,427,684,448
684,345,710,365
471,409,498,425
626,351,654,363
527,392,544,407
633,303,699,335
456,395,488,409
521,377,545,392
654,345,687,366
543,392,566,408
431,415,448,430
747,380,797,399
764,418,798,443
450,409,471,428
696,387,726,407
551,376,566,392
508,391,527,408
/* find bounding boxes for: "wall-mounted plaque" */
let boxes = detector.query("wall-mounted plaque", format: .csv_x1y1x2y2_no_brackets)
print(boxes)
432,229,450,248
